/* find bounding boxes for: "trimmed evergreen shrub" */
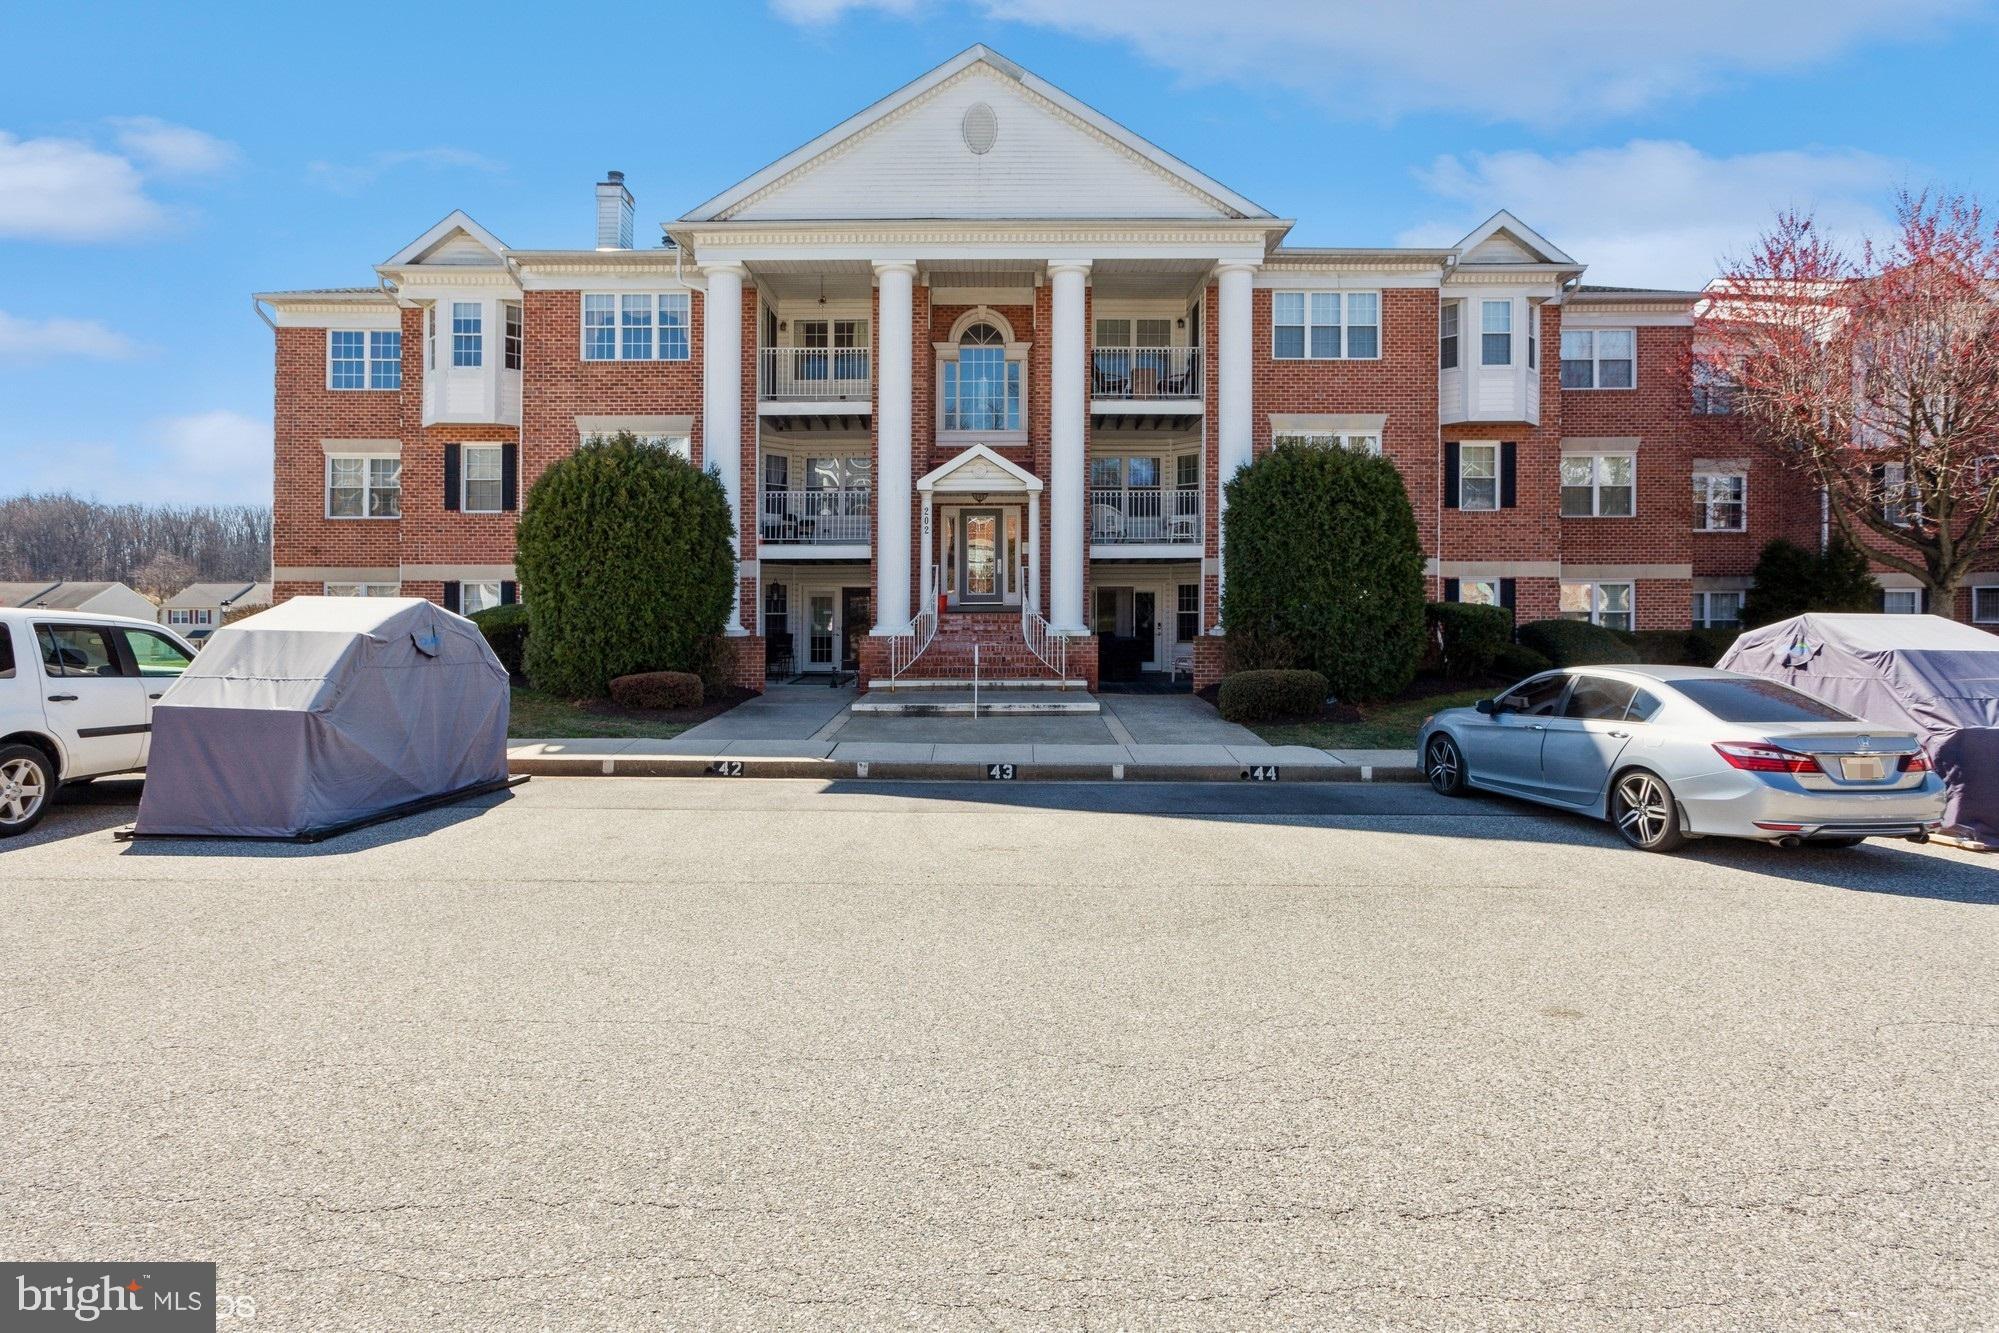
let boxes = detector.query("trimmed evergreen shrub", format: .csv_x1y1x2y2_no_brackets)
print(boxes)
1216,669,1329,723
1633,628,1696,664
1741,536,1879,626
608,670,704,711
1425,601,1513,679
1491,643,1554,680
469,603,529,678
1686,627,1739,667
1221,440,1427,701
515,433,736,698
1516,618,1641,667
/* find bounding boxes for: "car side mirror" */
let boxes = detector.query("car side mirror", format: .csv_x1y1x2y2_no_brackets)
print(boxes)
1475,697,1498,716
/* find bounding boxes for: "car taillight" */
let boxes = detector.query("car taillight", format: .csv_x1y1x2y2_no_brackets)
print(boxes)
1713,742,1822,774
1899,752,1931,773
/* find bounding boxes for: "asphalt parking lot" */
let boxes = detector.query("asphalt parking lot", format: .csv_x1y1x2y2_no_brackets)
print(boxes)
3,777,1995,1331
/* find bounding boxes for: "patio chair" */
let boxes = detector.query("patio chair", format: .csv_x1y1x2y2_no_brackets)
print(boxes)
1091,502,1127,542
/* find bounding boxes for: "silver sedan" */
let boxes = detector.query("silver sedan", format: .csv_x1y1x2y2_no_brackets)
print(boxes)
1416,665,1947,852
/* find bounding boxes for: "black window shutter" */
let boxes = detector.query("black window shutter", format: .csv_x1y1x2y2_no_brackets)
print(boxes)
501,443,519,512
443,443,461,512
442,581,461,613
500,580,517,606
1443,577,1461,602
1500,442,1518,508
1443,442,1460,509
1500,578,1517,615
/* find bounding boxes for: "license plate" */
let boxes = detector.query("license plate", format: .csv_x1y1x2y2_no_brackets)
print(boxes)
1838,756,1886,781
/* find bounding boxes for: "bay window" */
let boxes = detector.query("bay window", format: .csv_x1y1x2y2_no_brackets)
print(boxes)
1440,302,1459,369
1480,301,1512,365
451,302,483,367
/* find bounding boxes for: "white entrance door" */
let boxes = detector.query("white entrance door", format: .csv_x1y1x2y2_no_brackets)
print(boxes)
807,594,836,668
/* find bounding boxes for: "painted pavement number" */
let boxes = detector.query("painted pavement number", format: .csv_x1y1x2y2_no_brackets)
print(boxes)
1241,765,1280,782
709,760,744,777
986,763,1017,781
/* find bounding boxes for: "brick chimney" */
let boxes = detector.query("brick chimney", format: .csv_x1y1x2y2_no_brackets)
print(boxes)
596,170,634,250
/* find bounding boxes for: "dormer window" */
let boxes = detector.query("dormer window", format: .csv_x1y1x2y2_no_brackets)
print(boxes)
938,316,1025,436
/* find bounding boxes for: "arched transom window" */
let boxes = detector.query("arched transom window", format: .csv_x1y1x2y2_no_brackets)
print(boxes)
939,314,1026,436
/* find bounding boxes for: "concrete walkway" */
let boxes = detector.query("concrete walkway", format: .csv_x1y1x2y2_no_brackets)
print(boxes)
511,680,1421,782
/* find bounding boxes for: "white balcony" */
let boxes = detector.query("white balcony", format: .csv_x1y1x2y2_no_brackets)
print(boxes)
1090,346,1201,414
759,347,871,411
1089,486,1202,552
759,485,871,555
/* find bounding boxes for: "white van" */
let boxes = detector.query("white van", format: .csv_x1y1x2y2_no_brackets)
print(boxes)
0,608,198,837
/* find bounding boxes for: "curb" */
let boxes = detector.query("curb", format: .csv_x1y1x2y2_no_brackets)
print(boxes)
509,755,1426,784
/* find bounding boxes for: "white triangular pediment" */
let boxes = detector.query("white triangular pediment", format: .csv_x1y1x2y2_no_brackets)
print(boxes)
919,443,1042,493
687,48,1266,223
383,209,508,267
1454,210,1576,267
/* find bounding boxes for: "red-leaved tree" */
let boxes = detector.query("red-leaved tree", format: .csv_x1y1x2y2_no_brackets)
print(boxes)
1694,192,1999,617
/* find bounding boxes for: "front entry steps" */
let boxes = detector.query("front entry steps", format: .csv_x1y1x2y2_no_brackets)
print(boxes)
852,684,1100,715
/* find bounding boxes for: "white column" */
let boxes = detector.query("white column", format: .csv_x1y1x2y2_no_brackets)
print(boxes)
872,260,918,635
920,490,935,613
1048,260,1090,633
1027,489,1042,614
702,262,747,633
1214,262,1256,633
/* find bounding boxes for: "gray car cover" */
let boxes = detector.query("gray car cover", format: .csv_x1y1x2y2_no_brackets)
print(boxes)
1719,613,1999,845
133,597,510,838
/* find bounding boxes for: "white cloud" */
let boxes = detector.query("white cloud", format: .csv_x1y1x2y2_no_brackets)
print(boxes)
0,131,165,241
106,116,240,177
1398,140,1905,288
6,411,271,505
773,0,1975,123
306,146,507,194
0,311,142,360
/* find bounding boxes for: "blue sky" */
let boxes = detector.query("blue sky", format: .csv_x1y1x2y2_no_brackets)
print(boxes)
2,0,1994,506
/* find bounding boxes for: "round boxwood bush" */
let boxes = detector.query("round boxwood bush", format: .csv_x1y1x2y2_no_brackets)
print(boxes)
608,670,704,711
1216,669,1329,724
515,433,736,698
1222,441,1427,701
1516,618,1641,668
469,603,529,678
1491,643,1554,680
1424,601,1513,679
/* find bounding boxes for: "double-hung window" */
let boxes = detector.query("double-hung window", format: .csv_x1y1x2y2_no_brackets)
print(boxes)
1881,588,1922,615
581,293,691,361
1272,291,1380,360
1973,587,1999,624
1692,591,1744,628
1880,463,1920,527
503,303,523,371
329,330,402,390
1457,580,1500,607
461,582,503,616
451,302,483,367
1692,472,1746,531
1560,329,1635,389
1440,303,1459,370
1560,581,1634,631
1692,361,1736,414
1458,443,1499,510
1176,584,1199,642
1481,301,1512,365
326,455,402,519
1560,453,1635,517
462,444,504,513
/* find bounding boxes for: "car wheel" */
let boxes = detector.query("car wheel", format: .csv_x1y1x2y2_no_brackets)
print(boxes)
0,743,54,838
1425,734,1468,796
1610,768,1685,853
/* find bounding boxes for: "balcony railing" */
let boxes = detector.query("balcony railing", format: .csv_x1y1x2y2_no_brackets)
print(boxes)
760,347,871,403
1088,487,1202,544
760,486,872,544
1090,346,1200,400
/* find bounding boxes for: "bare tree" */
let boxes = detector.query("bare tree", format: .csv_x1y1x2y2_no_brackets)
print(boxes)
0,493,272,585
132,552,201,600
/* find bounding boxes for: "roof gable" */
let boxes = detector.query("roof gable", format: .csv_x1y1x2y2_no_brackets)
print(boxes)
684,46,1269,223
383,209,508,267
1454,210,1576,267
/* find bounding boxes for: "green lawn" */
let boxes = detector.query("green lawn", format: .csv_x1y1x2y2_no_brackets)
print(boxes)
507,687,694,740
1252,685,1495,751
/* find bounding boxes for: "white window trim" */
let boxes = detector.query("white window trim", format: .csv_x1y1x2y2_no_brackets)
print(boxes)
1271,290,1383,362
461,581,504,616
324,582,399,597
1881,587,1923,615
1439,302,1460,371
325,454,402,521
580,292,692,362
1692,590,1745,628
1561,452,1637,519
451,301,484,368
461,443,506,514
1692,471,1748,532
1480,300,1513,367
327,328,402,391
1561,580,1636,629
1972,586,1999,624
1458,441,1500,511
1560,327,1637,391
935,311,1030,440
1274,431,1381,456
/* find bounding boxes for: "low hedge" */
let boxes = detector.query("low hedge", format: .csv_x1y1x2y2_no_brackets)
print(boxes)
607,670,704,711
1216,669,1329,724
1516,618,1641,668
1424,601,1513,679
1632,629,1694,664
1687,627,1739,667
469,603,529,678
1491,643,1554,680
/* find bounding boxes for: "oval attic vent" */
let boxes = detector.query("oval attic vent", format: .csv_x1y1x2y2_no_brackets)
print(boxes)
961,102,998,155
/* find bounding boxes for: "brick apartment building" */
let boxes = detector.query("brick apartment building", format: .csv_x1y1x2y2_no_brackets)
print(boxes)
257,45,1981,695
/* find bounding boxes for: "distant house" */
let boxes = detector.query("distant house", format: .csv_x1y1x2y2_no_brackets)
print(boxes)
159,581,274,637
0,581,157,621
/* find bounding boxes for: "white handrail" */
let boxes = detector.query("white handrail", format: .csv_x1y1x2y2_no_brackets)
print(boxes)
887,604,936,680
972,643,980,718
1019,559,1067,685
